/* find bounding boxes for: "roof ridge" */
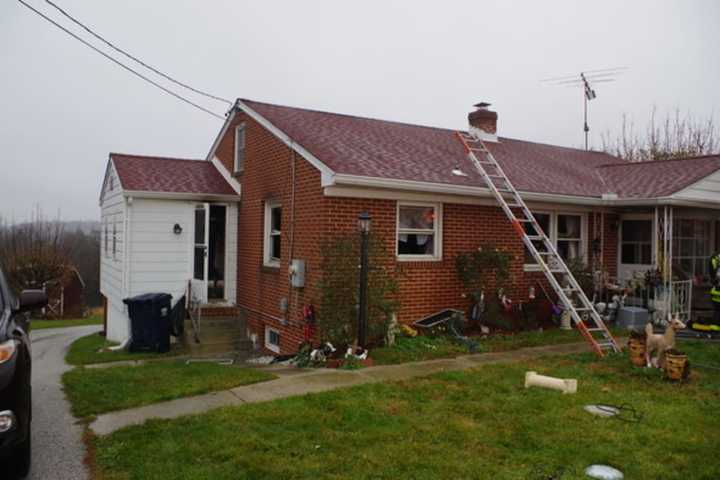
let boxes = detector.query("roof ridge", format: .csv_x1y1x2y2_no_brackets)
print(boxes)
110,152,204,163
241,98,461,134
598,153,720,168
241,98,630,158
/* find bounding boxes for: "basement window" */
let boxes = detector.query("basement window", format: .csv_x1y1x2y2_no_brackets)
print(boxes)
397,202,441,260
263,201,282,267
264,326,281,353
234,123,246,174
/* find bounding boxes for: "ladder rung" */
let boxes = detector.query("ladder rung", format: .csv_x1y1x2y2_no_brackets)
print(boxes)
586,328,606,332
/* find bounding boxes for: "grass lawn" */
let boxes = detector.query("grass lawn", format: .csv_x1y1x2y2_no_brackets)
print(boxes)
65,332,186,366
31,314,103,330
371,327,626,365
63,361,276,418
92,340,719,479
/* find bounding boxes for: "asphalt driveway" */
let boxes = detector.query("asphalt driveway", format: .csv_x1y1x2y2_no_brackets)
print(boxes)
28,325,100,480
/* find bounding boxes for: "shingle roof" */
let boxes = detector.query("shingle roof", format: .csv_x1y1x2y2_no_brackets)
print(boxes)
111,154,236,196
242,99,720,199
598,155,720,198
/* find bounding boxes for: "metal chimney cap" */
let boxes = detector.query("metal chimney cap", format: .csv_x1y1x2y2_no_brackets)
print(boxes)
474,102,492,109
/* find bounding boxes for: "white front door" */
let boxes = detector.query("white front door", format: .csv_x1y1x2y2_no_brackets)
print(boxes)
191,203,210,304
617,215,654,284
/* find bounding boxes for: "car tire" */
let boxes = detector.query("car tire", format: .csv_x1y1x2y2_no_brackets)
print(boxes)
11,433,31,479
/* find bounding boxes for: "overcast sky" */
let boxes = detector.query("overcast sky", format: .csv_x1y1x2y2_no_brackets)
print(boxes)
1,0,719,221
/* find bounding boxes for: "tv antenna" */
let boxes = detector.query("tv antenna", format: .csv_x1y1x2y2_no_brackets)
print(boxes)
541,67,626,150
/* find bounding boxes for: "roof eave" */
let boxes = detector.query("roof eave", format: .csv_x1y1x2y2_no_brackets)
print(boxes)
326,173,607,206
122,190,240,202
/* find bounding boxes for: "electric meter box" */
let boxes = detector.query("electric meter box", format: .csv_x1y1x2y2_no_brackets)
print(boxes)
290,259,305,288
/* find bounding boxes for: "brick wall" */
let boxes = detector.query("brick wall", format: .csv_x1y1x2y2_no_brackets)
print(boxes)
216,111,325,355
213,109,621,355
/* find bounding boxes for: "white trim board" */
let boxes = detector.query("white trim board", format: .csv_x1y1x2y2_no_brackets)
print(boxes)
123,190,239,202
210,156,242,195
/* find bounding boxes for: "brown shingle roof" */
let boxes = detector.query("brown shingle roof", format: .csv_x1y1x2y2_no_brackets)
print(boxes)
111,154,236,196
597,155,720,198
243,99,720,199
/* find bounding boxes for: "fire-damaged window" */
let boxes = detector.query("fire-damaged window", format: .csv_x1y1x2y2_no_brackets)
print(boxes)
263,201,282,267
397,203,441,260
234,123,246,174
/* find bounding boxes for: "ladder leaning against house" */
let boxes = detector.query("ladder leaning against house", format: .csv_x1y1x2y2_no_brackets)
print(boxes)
455,131,621,357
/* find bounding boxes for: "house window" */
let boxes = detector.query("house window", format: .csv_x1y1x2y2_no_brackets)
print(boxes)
234,123,246,174
620,220,652,265
104,220,109,257
263,202,282,267
264,326,281,353
557,214,583,261
524,212,586,267
112,220,117,260
674,218,713,280
397,203,441,260
524,213,551,264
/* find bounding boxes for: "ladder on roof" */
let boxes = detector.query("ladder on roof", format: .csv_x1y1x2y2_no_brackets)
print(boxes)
455,131,621,357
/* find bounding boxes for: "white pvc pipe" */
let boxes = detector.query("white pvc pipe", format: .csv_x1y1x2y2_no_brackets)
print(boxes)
525,371,577,394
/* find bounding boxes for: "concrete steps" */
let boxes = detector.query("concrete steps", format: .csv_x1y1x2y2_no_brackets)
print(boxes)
183,314,253,357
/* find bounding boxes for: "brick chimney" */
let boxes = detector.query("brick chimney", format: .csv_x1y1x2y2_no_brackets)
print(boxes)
468,102,498,134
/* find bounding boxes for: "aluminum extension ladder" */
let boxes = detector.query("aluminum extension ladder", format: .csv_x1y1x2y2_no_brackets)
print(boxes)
455,131,621,357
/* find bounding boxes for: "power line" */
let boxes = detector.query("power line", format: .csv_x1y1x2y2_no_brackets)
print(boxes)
17,0,225,120
42,0,232,106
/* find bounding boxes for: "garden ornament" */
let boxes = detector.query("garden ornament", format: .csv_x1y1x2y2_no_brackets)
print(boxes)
524,371,577,394
645,313,686,368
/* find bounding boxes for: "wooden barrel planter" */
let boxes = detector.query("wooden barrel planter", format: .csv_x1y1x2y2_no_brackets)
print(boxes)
627,334,646,367
664,349,689,381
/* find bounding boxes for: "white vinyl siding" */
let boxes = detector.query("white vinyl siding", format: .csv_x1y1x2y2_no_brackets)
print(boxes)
99,163,127,341
128,199,194,300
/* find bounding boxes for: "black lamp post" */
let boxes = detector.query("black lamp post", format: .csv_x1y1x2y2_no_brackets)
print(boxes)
357,212,371,348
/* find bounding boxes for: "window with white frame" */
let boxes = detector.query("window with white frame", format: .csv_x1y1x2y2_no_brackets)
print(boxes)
620,219,652,265
264,326,281,353
524,212,586,267
263,201,282,267
234,123,246,174
397,203,441,259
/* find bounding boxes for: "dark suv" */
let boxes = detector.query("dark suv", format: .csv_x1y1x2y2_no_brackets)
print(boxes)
0,267,46,478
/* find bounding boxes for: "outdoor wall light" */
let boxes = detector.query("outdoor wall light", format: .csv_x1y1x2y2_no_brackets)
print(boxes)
173,224,183,235
357,211,372,233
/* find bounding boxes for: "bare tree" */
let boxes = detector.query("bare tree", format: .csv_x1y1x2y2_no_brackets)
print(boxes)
601,107,718,162
0,209,71,294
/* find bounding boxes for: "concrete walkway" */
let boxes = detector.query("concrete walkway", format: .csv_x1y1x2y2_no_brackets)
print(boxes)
89,340,600,436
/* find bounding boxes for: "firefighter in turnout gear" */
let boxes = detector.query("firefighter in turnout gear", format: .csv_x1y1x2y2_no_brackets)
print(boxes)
710,252,720,325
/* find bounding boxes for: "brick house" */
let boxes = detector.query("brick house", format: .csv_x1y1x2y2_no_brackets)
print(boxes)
99,99,720,354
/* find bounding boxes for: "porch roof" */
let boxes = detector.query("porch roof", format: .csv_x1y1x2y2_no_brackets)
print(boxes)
599,155,720,198
111,153,238,197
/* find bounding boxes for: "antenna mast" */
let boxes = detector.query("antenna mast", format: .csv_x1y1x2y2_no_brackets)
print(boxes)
541,67,625,150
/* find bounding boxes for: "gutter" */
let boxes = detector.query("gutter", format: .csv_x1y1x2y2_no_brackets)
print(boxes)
324,174,720,209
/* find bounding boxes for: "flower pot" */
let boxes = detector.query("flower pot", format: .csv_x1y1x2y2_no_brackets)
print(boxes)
628,337,646,367
664,350,689,381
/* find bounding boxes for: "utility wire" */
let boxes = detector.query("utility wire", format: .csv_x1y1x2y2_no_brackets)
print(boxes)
42,0,232,106
17,0,225,120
